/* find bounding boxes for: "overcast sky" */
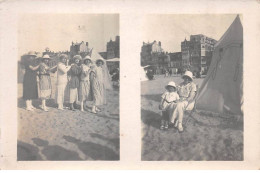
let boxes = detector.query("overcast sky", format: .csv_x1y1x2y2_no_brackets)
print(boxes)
143,14,242,52
18,14,119,55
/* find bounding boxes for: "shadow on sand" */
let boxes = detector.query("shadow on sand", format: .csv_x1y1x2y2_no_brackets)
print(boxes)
17,141,43,161
141,109,161,129
89,133,120,150
141,94,161,102
63,135,119,160
18,139,82,161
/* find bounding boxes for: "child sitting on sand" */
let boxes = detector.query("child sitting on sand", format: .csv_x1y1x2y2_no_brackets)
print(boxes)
159,81,179,130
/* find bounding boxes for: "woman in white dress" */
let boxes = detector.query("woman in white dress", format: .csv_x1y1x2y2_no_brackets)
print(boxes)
79,56,92,111
56,54,71,110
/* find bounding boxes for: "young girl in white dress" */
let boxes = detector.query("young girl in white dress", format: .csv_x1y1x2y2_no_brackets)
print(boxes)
159,81,179,130
79,56,92,111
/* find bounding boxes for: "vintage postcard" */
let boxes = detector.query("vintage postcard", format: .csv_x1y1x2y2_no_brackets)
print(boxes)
0,0,260,170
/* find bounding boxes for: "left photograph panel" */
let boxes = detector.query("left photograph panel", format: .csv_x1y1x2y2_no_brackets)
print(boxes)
17,14,120,161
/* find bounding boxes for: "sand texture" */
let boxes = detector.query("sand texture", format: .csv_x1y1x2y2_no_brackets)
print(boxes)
141,75,243,161
17,74,119,161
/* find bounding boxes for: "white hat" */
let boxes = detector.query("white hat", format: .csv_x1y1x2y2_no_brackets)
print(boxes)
182,70,193,81
96,58,105,64
83,55,92,62
35,52,42,59
166,81,176,88
73,55,82,61
42,54,50,59
27,51,37,56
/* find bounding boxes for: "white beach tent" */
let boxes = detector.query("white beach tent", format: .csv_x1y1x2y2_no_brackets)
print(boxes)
90,49,113,90
195,15,243,115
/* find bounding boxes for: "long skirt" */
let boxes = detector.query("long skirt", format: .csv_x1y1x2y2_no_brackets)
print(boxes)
56,84,66,105
79,81,91,102
169,101,188,124
69,88,78,103
23,71,38,100
92,81,105,106
39,75,52,99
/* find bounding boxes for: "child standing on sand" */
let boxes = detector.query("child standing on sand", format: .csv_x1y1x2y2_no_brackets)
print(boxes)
38,54,52,111
159,81,179,130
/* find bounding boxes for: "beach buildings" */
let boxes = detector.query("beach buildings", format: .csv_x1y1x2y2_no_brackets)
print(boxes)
181,34,217,75
141,34,217,75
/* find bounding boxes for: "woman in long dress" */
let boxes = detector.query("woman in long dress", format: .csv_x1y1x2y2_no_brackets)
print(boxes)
22,51,40,111
56,54,71,110
38,54,52,111
68,55,82,111
90,58,106,114
79,56,92,112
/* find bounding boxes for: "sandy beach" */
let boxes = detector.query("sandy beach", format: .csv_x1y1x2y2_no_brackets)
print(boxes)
17,73,119,161
141,75,243,161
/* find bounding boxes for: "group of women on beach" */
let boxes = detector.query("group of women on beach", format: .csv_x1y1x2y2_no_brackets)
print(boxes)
22,51,109,114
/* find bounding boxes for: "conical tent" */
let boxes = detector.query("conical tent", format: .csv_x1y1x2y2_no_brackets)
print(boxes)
140,66,148,81
195,16,243,115
90,49,113,90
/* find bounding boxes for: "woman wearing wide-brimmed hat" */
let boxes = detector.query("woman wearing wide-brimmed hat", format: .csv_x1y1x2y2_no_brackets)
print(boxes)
56,54,71,110
67,55,82,111
89,58,106,114
38,54,53,111
79,56,92,111
22,51,40,111
169,70,197,132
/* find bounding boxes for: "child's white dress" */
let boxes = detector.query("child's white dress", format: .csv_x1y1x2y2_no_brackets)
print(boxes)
160,91,179,110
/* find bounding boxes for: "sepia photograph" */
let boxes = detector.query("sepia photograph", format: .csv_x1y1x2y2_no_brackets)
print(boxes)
141,14,243,161
17,14,120,161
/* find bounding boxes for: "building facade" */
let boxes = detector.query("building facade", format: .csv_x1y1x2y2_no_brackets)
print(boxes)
107,36,120,59
140,40,163,66
181,34,217,75
168,52,182,74
70,41,91,59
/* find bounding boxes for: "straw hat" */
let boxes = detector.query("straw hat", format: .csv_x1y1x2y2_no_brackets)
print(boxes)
96,58,105,64
182,70,193,81
83,55,92,62
165,81,176,89
59,54,68,60
42,54,51,59
27,51,37,56
73,55,82,61
35,52,42,59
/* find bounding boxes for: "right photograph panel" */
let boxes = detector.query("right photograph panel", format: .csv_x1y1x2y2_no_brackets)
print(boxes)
141,14,243,161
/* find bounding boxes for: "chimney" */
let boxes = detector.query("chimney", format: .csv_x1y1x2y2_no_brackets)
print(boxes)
116,36,120,42
158,41,161,46
86,42,89,47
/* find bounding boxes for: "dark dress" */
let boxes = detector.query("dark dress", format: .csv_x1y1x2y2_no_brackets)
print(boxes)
68,64,81,89
23,63,38,100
